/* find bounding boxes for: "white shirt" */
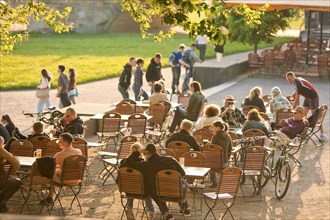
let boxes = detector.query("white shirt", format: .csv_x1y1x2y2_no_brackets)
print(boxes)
196,35,207,45
38,77,51,89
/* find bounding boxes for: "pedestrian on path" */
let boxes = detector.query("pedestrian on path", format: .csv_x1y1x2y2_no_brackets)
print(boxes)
170,44,190,94
215,41,225,63
36,69,53,113
182,43,202,93
118,57,136,100
68,67,77,105
196,34,208,61
132,58,149,101
56,65,71,108
146,53,163,94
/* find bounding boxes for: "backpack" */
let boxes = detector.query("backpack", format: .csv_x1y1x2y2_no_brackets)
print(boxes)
182,49,192,65
168,51,179,67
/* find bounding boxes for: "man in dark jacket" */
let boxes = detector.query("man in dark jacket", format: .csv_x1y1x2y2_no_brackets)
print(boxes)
118,57,136,99
146,53,163,94
166,120,200,151
52,108,85,137
142,143,190,219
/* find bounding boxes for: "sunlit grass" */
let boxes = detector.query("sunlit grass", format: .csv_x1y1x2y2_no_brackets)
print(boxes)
1,33,294,90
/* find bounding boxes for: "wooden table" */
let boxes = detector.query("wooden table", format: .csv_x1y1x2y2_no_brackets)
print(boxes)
87,142,106,148
183,166,210,179
17,156,36,167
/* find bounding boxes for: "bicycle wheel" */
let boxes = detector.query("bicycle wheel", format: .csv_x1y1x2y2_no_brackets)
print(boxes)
261,166,271,188
275,160,291,199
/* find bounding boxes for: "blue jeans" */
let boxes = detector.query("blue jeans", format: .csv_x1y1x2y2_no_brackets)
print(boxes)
37,97,52,113
169,106,186,133
132,84,149,101
198,44,206,61
171,67,181,93
182,68,192,93
118,85,129,99
126,196,154,212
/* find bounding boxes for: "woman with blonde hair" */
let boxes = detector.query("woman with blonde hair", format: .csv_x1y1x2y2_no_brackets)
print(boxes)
195,104,223,129
243,86,266,112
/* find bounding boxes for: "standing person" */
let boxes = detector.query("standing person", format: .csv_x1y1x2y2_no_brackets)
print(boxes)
146,53,163,94
56,65,71,108
68,67,77,105
132,58,149,101
0,136,22,213
182,43,202,93
243,86,266,113
286,71,326,141
170,44,190,94
214,41,225,63
36,69,53,113
118,57,136,100
196,34,208,61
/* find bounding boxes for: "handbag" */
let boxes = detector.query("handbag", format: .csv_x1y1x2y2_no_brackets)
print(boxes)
36,88,50,98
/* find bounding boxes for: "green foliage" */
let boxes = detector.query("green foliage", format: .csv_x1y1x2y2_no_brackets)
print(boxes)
0,0,72,54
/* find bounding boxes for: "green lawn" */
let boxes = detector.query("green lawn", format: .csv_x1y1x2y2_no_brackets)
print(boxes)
1,33,294,90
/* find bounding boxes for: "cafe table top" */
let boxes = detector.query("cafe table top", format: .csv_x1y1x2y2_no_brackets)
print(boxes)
183,166,210,179
17,156,36,167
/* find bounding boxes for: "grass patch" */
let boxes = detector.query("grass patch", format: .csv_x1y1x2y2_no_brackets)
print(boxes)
1,33,294,90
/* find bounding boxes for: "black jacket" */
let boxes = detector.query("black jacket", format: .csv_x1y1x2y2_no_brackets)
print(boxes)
166,129,200,151
55,117,84,137
119,63,132,89
243,96,266,113
0,124,10,143
146,58,162,82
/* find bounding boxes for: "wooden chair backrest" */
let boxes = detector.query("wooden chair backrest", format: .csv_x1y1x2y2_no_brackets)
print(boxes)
116,101,134,115
9,140,33,157
127,114,147,136
118,167,144,196
243,129,266,147
316,104,328,126
242,105,261,117
0,158,12,187
248,53,260,67
45,139,62,157
101,113,121,134
201,144,223,171
167,141,190,161
264,52,274,68
242,146,266,171
121,99,137,113
158,148,176,158
178,93,191,108
118,136,138,160
159,101,171,116
29,136,51,152
28,161,53,187
182,151,206,167
193,128,214,146
262,94,272,106
72,137,88,158
286,96,295,105
59,155,86,185
149,103,166,125
259,112,270,121
217,167,242,195
275,108,293,128
228,131,237,141
156,169,183,200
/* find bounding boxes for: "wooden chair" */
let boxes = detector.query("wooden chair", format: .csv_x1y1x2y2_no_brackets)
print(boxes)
9,140,33,157
193,128,214,146
305,104,328,147
286,95,295,106
96,113,121,150
201,144,223,173
116,101,134,115
29,136,50,153
318,54,330,75
156,170,185,219
248,53,262,68
0,158,12,202
182,151,206,167
72,137,91,185
203,167,242,220
20,161,54,214
178,92,191,108
243,129,266,147
127,114,147,139
122,99,137,113
145,103,167,145
52,155,86,214
263,52,274,75
166,141,190,161
275,108,293,130
159,100,172,116
259,112,270,122
100,136,138,185
44,139,62,157
242,106,261,117
262,94,272,107
158,148,176,158
117,167,147,220
240,146,267,201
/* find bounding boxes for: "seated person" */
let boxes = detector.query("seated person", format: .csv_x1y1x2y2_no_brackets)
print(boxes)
27,121,50,140
119,143,154,220
242,109,269,136
271,106,308,147
1,114,26,139
243,87,266,113
220,95,246,128
166,120,200,151
52,108,85,137
141,143,190,219
0,124,10,144
149,81,169,104
0,136,22,213
194,104,224,130
169,81,205,134
41,133,82,205
210,121,233,187
158,80,171,95
269,86,292,125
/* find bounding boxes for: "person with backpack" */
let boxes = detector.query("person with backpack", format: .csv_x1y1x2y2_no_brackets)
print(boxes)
146,53,164,94
168,44,190,94
118,57,136,99
181,43,202,93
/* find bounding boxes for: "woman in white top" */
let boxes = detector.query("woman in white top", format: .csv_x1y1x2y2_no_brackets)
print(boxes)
195,104,224,129
37,69,53,113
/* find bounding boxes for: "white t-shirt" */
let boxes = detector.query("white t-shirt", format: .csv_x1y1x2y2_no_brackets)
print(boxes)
196,35,207,45
38,77,51,89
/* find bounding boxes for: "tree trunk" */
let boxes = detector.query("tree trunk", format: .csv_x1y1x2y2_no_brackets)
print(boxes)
254,43,258,53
